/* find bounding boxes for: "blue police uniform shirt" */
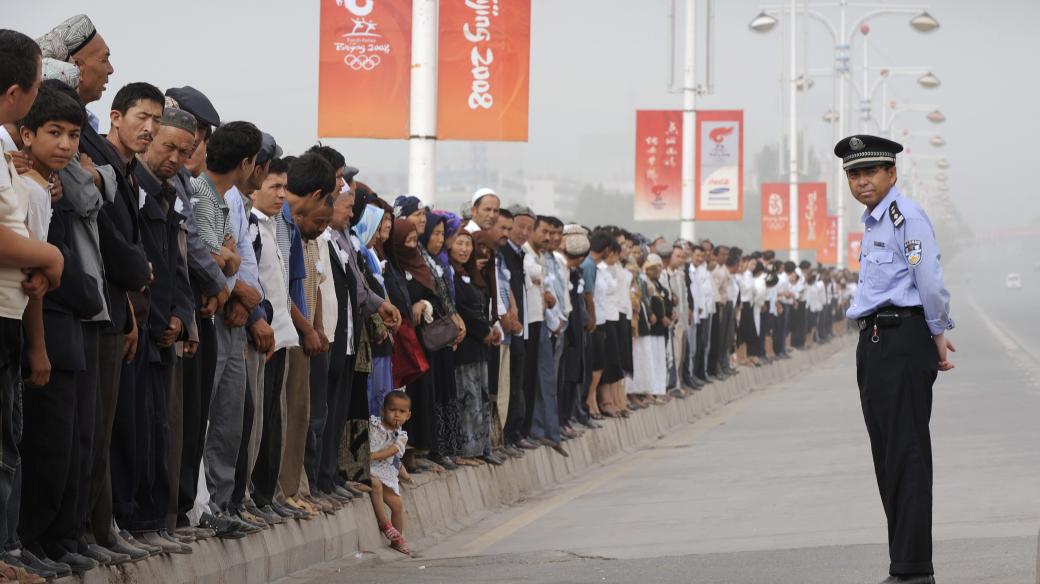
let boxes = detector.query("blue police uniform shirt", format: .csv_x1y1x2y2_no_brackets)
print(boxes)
846,185,954,335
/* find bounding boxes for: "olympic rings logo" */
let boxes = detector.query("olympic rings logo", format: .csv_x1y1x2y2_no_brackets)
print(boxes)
343,54,381,71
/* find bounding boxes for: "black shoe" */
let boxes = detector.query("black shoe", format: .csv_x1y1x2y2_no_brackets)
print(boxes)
2,551,56,580
270,501,304,519
515,438,539,450
246,501,285,525
119,530,161,555
106,535,150,560
478,453,505,466
54,551,98,574
199,512,248,539
77,541,112,565
879,576,935,584
20,549,70,578
547,442,569,457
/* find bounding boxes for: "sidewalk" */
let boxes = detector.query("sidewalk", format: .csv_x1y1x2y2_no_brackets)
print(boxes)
62,336,852,584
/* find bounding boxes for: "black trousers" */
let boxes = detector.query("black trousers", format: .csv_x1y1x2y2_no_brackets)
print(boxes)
521,323,542,438
19,369,78,557
251,349,287,508
87,331,123,545
718,302,736,372
791,301,808,348
693,317,710,380
303,351,330,490
177,315,216,526
502,337,526,444
316,349,357,493
856,313,937,576
706,309,723,376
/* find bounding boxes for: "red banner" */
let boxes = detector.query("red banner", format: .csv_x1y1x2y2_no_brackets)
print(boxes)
438,0,531,141
696,110,743,221
818,216,838,264
760,183,789,250
798,182,827,250
634,110,683,221
848,232,864,271
318,0,412,138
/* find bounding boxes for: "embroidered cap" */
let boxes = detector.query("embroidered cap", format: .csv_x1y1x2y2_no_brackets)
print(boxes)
833,134,904,171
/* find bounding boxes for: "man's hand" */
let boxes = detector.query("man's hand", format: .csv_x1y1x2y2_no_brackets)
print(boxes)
225,299,249,328
233,281,262,310
934,333,956,372
21,269,48,298
378,301,401,332
159,316,183,348
302,327,323,357
216,286,230,311
250,319,275,357
10,151,32,175
80,153,102,189
584,319,596,333
316,328,330,353
24,344,50,388
39,243,64,291
543,290,556,309
184,340,199,358
199,295,219,318
48,173,63,203
123,315,139,363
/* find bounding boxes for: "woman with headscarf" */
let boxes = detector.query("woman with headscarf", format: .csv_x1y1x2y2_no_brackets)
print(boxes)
351,203,395,417
389,219,461,473
448,230,503,465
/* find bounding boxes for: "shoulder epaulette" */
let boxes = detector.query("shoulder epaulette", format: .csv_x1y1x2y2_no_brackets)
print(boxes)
888,201,904,228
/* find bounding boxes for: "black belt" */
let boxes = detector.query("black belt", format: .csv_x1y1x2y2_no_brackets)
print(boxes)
857,306,924,331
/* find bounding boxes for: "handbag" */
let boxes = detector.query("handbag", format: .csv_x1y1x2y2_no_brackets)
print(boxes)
418,314,461,352
391,319,429,387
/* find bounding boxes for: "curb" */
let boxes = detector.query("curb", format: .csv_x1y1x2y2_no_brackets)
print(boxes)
63,334,853,583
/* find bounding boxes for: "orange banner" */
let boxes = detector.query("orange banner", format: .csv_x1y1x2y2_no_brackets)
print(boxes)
634,111,683,221
848,232,864,271
318,0,412,139
798,182,827,250
696,110,743,221
438,0,531,141
818,216,838,264
760,183,789,251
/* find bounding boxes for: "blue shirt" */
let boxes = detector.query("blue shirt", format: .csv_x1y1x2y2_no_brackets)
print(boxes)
282,202,308,317
846,186,954,335
224,186,261,295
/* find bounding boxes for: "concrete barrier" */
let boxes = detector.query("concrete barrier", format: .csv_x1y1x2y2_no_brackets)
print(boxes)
63,335,851,583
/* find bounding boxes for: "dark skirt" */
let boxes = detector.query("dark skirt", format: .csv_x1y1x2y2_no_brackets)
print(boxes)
404,346,458,452
589,327,607,372
617,316,634,376
738,302,758,346
601,320,624,384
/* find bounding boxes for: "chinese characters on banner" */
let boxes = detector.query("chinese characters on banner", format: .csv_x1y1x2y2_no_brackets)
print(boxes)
797,182,827,250
760,183,789,250
318,0,412,138
633,110,683,221
696,110,743,221
817,216,838,264
438,0,532,141
848,232,864,271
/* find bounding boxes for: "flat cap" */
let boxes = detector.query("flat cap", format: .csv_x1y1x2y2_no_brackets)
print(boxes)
256,132,282,165
165,86,220,128
834,134,904,171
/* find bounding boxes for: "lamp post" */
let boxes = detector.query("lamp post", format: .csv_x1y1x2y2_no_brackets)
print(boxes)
680,0,698,242
749,1,940,267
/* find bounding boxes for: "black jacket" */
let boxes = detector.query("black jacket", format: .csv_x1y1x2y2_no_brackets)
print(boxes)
134,165,194,362
499,243,525,328
79,123,151,333
452,273,492,367
41,196,104,372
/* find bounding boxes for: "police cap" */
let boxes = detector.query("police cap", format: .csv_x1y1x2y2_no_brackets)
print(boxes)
833,134,904,171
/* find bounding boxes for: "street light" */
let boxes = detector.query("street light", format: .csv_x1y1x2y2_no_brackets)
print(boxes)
795,74,815,91
749,11,778,32
929,135,945,147
909,11,940,32
917,71,941,88
926,109,945,123
823,109,839,123
936,158,949,169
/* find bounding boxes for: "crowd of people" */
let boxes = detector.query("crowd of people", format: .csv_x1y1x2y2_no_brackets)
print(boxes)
0,15,856,582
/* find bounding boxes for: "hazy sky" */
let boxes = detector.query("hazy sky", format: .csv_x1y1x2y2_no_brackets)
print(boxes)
8,0,1037,232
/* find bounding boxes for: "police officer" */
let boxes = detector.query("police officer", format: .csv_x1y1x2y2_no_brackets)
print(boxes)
837,135,955,584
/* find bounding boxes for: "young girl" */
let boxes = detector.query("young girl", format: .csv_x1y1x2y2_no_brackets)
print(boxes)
369,391,413,555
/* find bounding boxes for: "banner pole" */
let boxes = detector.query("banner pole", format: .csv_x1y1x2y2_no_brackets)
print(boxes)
680,0,697,242
409,0,438,205
787,0,800,262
